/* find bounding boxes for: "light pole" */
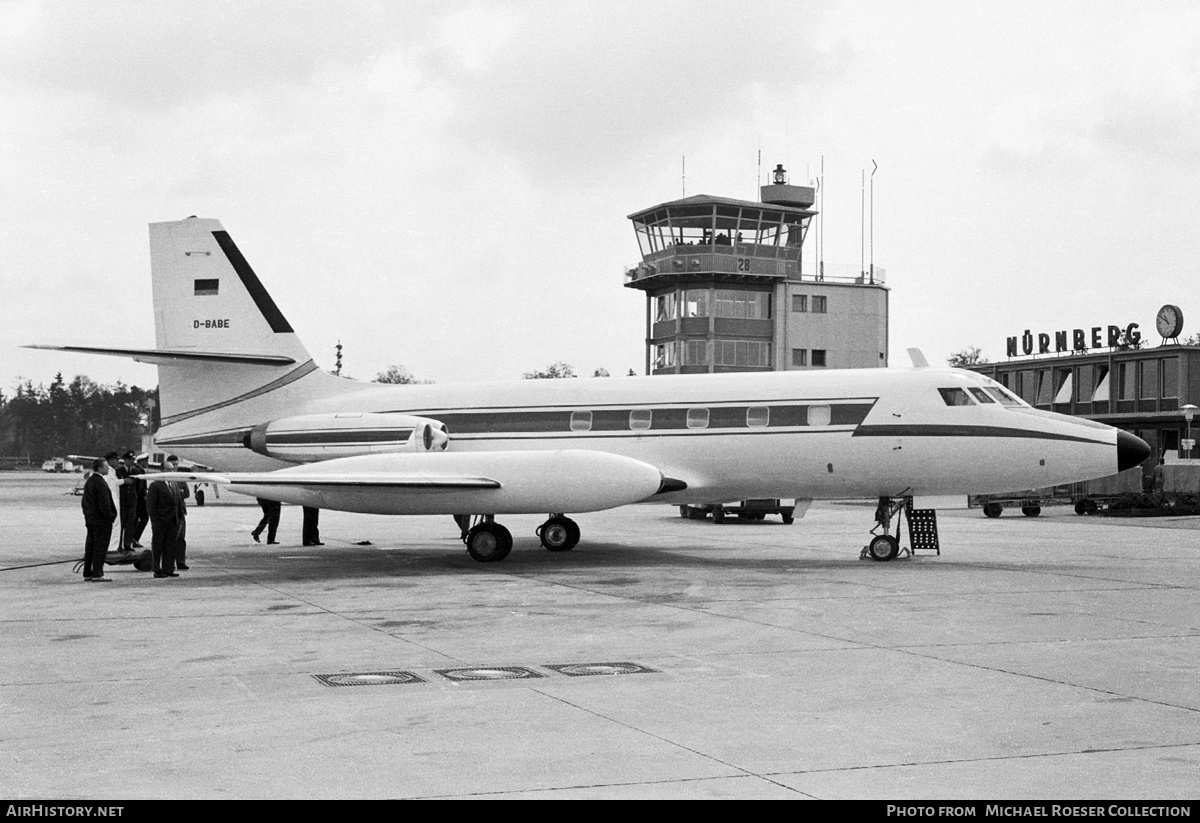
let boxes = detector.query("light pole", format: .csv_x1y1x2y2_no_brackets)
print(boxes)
1183,404,1197,459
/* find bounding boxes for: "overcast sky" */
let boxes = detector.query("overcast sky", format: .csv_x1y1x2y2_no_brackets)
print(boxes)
4,0,1200,392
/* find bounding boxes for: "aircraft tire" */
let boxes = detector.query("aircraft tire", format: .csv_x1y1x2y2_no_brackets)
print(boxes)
538,517,580,552
1021,505,1042,517
466,523,512,562
712,506,726,524
867,534,899,562
983,503,1003,518
1074,501,1088,515
781,514,795,524
195,489,205,507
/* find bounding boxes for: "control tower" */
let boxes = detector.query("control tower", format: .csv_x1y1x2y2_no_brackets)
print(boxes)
624,165,889,375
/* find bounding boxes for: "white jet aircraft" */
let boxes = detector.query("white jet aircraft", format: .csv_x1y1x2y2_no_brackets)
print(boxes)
30,217,1149,562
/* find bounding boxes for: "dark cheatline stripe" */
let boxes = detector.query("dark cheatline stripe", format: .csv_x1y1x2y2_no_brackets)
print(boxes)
211,230,294,333
268,429,413,446
406,402,874,435
158,429,250,447
160,359,320,427
853,424,1105,444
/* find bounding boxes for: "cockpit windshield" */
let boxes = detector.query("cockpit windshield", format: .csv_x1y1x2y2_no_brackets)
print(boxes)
983,386,1024,407
939,384,1028,408
938,388,975,406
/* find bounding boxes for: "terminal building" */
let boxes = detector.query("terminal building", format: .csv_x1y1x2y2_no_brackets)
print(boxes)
623,166,889,375
967,308,1200,480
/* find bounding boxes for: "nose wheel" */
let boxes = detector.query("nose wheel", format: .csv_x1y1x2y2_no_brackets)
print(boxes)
861,494,940,561
537,515,580,551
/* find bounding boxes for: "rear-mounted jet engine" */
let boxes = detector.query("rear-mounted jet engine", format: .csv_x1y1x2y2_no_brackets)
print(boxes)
244,412,448,463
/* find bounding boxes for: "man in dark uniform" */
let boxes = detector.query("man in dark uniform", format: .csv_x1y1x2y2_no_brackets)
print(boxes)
116,450,139,549
146,455,186,578
302,506,323,546
81,458,117,582
130,454,150,548
251,497,281,544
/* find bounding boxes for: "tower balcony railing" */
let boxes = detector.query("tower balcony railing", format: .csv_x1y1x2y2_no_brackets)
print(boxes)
625,254,885,285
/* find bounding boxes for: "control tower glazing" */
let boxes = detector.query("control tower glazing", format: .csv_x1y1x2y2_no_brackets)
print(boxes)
624,166,889,375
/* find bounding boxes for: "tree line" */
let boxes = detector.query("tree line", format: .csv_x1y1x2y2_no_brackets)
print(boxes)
0,373,158,461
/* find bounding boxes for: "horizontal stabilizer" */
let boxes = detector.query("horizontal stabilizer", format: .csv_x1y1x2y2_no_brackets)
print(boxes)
24,344,295,367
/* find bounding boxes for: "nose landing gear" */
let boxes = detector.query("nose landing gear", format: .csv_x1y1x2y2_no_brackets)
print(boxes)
862,494,941,562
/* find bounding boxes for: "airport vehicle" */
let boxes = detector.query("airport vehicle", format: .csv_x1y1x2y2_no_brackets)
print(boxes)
41,457,78,473
29,218,1150,562
680,499,798,524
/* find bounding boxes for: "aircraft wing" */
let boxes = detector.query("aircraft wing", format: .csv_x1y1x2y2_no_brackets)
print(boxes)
154,471,500,490
151,449,679,516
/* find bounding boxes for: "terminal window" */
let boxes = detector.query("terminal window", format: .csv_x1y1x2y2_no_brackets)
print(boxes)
1119,363,1135,400
792,295,808,312
1161,357,1178,398
792,348,807,367
1139,360,1158,399
812,296,828,313
812,349,827,367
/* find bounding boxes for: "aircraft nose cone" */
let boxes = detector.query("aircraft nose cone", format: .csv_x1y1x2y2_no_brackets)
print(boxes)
1117,430,1151,472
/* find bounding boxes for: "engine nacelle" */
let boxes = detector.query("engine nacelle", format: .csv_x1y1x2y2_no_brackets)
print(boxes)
244,412,448,463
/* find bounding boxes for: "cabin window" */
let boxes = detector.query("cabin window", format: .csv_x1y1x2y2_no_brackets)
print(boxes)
570,411,592,432
969,388,996,404
687,408,710,429
807,404,832,426
938,388,974,406
629,409,652,430
746,406,770,428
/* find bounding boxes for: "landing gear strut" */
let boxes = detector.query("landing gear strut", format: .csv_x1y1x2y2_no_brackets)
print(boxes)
537,515,580,552
463,516,512,563
861,494,941,562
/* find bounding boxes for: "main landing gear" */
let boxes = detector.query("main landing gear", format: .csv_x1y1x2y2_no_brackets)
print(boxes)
463,516,513,563
861,495,941,562
459,514,582,562
536,515,580,552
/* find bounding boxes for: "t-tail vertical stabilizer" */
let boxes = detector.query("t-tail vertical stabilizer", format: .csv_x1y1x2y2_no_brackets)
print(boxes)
148,217,348,432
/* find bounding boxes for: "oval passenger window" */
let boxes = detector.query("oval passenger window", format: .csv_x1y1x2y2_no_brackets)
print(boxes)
570,410,592,432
